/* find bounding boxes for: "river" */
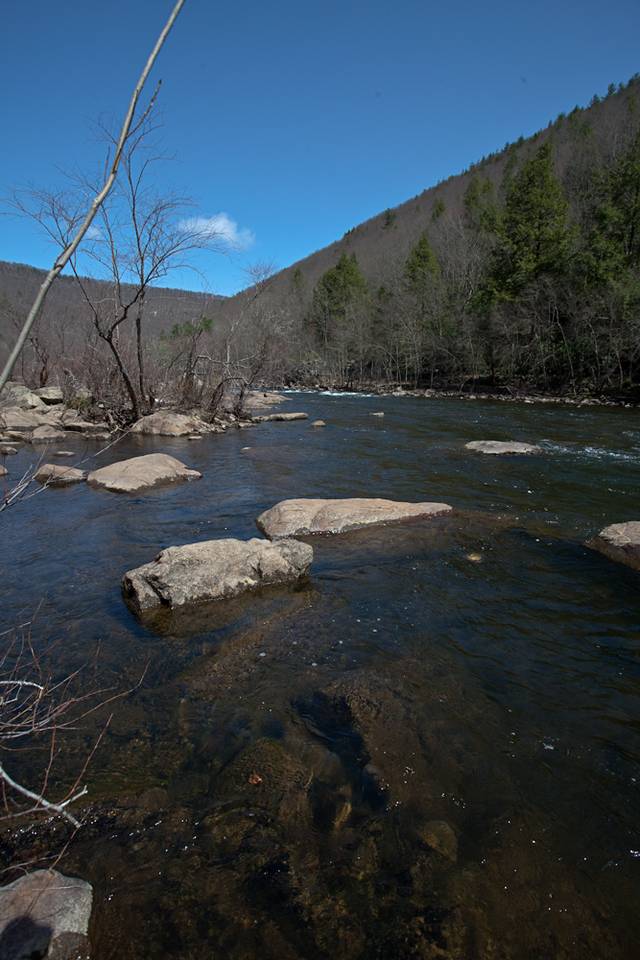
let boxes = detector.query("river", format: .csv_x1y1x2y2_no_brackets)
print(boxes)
2,392,639,959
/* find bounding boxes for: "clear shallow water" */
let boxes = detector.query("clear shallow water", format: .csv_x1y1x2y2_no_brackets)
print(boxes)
1,394,639,959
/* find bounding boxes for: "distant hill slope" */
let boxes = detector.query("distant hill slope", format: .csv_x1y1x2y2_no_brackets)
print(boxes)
222,76,640,317
0,260,223,361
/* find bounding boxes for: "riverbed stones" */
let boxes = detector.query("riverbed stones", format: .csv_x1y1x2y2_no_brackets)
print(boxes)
311,419,326,427
588,521,640,571
0,465,7,477
130,411,211,436
257,497,452,539
34,464,87,486
87,453,201,493
0,869,93,960
252,412,308,422
465,440,542,455
0,445,17,455
122,537,313,614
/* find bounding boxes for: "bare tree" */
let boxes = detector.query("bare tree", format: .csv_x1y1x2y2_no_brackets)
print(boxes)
0,0,187,397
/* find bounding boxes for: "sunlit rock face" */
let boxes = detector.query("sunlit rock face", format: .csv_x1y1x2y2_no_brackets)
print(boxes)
257,497,452,539
122,536,313,615
465,440,542,455
588,520,640,570
87,453,201,493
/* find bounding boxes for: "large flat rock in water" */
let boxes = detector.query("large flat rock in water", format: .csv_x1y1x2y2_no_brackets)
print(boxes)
252,412,308,422
122,537,313,615
257,498,452,538
465,440,542,455
130,411,211,436
0,869,92,960
87,453,201,493
588,521,640,571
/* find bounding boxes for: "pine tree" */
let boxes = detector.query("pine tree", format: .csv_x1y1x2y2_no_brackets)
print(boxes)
487,142,571,301
308,254,368,345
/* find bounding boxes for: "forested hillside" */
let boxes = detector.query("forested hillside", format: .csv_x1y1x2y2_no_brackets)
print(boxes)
2,75,640,402
221,75,640,397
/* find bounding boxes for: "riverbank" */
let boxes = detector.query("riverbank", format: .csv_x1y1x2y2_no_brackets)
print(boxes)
277,382,639,408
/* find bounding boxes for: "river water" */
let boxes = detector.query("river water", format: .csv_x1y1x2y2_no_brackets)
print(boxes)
2,392,639,959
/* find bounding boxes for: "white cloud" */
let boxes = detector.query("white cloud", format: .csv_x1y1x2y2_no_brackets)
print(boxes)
85,224,102,241
178,212,255,251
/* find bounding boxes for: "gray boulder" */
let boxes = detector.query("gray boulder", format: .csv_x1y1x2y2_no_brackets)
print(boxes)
465,440,542,455
243,390,287,411
0,445,18,456
34,464,86,486
87,453,201,494
252,412,308,422
588,521,640,571
123,537,313,615
0,869,92,960
0,465,7,477
257,497,452,539
0,407,48,431
130,411,211,436
0,382,45,411
35,386,64,405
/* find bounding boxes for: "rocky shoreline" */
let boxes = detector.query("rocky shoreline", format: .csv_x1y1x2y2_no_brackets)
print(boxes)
278,383,639,408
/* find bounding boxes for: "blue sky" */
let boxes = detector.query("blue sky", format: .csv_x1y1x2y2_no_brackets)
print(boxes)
1,0,639,295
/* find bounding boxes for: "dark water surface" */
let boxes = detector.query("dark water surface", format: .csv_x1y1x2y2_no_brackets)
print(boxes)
2,393,640,959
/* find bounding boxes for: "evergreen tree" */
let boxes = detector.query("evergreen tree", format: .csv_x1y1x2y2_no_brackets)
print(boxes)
308,254,368,345
583,131,640,284
485,141,570,302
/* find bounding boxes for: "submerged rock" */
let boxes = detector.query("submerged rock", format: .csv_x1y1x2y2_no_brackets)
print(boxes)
257,497,452,539
252,412,308,422
588,521,640,571
465,440,542,455
130,411,211,436
87,453,201,493
0,869,92,960
0,445,17,455
370,411,385,417
0,465,7,477
122,537,313,614
420,820,458,862
34,464,86,486
311,419,326,427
